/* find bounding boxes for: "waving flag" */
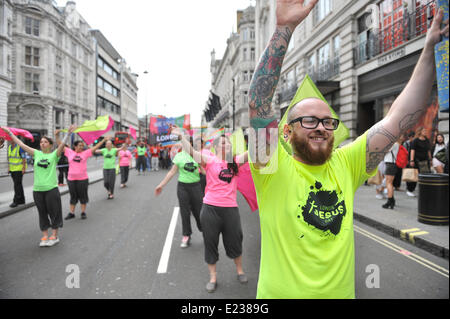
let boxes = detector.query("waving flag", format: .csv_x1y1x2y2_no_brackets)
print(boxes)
231,128,258,212
129,126,137,140
61,115,114,145
0,127,34,142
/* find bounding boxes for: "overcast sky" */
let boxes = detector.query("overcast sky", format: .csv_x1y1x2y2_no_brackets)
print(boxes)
55,0,255,127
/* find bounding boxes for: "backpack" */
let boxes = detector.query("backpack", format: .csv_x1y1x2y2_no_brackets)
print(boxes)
395,144,409,168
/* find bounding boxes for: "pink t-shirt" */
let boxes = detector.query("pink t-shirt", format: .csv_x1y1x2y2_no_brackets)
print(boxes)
202,154,243,208
65,148,93,181
119,150,132,166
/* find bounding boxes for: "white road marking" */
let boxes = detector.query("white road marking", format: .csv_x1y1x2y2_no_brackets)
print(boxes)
157,207,179,274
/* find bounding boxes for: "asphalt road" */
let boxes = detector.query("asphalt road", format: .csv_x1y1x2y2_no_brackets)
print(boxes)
0,169,448,299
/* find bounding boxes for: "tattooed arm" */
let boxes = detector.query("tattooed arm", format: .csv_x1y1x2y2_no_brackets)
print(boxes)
248,0,317,168
366,9,448,173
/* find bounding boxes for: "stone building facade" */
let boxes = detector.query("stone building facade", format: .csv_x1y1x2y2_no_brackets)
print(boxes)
204,6,256,130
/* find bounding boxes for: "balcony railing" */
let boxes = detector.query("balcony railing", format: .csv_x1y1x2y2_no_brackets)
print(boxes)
309,56,340,82
354,1,436,66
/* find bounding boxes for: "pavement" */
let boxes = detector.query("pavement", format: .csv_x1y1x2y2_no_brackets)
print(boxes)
0,167,448,260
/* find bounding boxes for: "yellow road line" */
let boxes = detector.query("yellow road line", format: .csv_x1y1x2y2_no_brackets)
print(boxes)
354,225,449,278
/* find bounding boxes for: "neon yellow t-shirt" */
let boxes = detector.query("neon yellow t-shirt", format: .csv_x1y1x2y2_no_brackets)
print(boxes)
250,132,375,299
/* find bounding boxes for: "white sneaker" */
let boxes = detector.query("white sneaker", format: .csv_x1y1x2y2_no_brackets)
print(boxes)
180,236,190,248
39,237,49,247
375,194,384,200
47,237,60,247
406,191,416,197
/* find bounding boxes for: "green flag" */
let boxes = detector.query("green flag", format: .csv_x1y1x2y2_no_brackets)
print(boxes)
230,128,247,156
61,115,112,133
279,75,349,155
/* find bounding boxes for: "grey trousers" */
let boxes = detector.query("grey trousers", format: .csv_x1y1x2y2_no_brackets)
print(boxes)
103,169,116,195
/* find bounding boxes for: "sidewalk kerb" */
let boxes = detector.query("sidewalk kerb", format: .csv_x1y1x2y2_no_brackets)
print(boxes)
354,211,449,260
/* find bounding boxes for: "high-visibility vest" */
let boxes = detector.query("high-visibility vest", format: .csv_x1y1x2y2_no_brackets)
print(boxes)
8,145,26,172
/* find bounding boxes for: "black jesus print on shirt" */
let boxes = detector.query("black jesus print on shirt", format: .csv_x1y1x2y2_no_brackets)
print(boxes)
298,181,347,236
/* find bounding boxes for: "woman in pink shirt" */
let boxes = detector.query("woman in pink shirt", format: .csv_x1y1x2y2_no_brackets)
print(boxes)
119,143,132,188
171,126,249,293
57,135,107,220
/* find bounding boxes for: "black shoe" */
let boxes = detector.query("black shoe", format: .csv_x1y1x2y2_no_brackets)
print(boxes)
81,212,87,220
9,203,18,208
65,213,76,220
382,197,395,209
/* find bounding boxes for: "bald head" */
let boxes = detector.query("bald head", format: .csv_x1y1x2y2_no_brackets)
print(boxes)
287,98,332,124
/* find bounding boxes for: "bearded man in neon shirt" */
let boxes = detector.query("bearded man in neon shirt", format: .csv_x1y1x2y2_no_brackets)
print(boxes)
248,0,449,299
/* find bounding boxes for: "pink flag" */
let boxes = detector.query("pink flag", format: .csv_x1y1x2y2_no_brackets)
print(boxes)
129,127,137,140
237,162,258,212
77,116,114,145
0,127,34,142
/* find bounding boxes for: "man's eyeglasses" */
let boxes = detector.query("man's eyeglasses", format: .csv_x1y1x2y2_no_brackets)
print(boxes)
288,116,340,131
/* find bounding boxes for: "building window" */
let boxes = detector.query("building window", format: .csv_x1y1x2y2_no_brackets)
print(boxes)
55,109,63,129
55,77,63,99
25,17,40,36
56,30,63,47
307,53,316,75
250,29,255,40
250,48,255,61
318,42,330,67
314,0,332,25
25,46,40,66
70,85,77,103
56,54,63,74
243,48,247,61
71,65,77,82
71,42,77,57
25,72,40,92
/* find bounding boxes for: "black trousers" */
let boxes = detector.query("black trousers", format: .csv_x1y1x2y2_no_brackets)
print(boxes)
11,171,25,204
103,169,116,195
137,156,146,172
200,204,243,265
33,187,63,231
120,166,129,184
58,166,68,184
177,182,203,236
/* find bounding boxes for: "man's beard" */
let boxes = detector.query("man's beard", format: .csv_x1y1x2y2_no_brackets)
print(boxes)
291,131,334,165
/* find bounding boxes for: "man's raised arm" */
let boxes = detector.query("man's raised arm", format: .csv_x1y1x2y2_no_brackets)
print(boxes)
365,9,448,173
248,0,317,167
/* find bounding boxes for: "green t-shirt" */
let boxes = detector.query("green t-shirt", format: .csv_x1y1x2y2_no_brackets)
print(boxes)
137,146,147,156
101,148,118,169
33,150,60,192
250,132,376,299
172,151,200,184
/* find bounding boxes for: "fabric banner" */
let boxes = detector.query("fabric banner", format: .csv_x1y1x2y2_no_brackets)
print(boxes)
0,127,34,142
279,75,349,155
61,115,114,145
435,0,449,112
149,114,190,146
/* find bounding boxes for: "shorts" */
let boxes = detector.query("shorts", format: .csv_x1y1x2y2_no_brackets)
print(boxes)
200,204,243,265
68,179,89,205
384,162,397,176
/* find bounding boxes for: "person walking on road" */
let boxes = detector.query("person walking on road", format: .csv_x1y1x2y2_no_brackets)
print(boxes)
57,148,69,187
94,138,124,199
136,140,147,175
150,143,160,171
1,125,76,247
432,133,446,173
56,132,107,220
246,0,448,298
410,127,432,174
381,140,402,209
171,125,249,293
7,138,27,208
155,137,203,248
119,142,133,187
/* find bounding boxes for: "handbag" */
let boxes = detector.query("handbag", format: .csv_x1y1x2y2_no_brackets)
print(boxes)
402,168,419,182
435,149,447,163
368,169,382,185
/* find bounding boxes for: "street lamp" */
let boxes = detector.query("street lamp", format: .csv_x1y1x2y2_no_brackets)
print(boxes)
143,70,149,142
